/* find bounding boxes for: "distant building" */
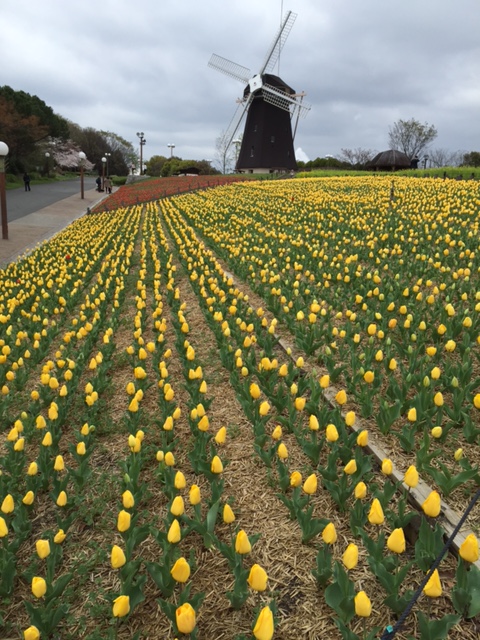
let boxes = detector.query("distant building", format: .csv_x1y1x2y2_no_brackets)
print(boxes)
367,150,411,171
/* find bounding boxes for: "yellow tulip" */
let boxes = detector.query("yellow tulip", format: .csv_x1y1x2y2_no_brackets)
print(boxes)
171,557,191,583
250,383,261,399
454,448,463,461
253,605,274,640
76,442,86,456
319,374,330,388
22,490,34,505
335,389,347,405
176,602,196,634
354,590,372,617
322,522,337,545
0,516,8,537
423,569,442,597
259,401,270,416
36,539,51,559
433,392,444,407
122,490,135,509
56,490,67,507
387,528,406,554
111,545,126,569
326,424,339,442
14,438,25,451
294,396,306,411
174,471,186,489
112,594,130,617
431,426,443,438
248,564,268,591
215,426,227,444
117,510,131,532
23,626,40,640
32,576,47,598
344,460,357,475
368,498,385,525
1,494,14,514
170,496,185,517
345,411,356,427
354,481,367,499
198,415,209,432
277,443,288,460
42,432,52,447
363,370,374,384
381,458,393,475
407,408,417,422
303,473,317,495
474,394,480,409
27,462,39,475
422,490,441,518
167,519,182,544
211,455,223,474
356,430,368,447
309,415,320,431
459,534,479,563
290,471,302,488
223,504,236,524
235,529,252,554
165,451,175,466
404,465,419,488
272,425,283,440
54,529,66,544
189,484,201,505
342,543,359,570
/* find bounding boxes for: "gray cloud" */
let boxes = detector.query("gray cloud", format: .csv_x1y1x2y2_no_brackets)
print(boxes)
1,0,479,165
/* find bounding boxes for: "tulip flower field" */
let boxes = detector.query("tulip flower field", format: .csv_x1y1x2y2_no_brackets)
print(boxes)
0,175,479,639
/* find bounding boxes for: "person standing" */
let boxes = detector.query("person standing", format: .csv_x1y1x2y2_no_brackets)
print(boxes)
104,176,112,194
23,172,31,191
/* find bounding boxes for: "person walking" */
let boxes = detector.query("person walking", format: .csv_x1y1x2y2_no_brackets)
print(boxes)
104,176,112,194
23,172,31,191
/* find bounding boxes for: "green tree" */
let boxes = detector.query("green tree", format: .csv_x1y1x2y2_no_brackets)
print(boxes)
462,151,480,167
146,155,169,177
388,118,437,160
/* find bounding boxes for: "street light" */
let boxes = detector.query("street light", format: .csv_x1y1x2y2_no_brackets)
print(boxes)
105,152,111,175
45,152,50,178
0,141,9,240
78,151,86,199
167,143,175,158
101,156,106,190
423,154,429,170
137,132,146,175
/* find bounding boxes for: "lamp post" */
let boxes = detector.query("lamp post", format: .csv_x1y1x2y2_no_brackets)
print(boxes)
167,143,175,158
423,154,429,170
137,132,146,175
105,152,111,176
101,156,106,190
45,152,50,178
78,151,86,199
0,141,9,240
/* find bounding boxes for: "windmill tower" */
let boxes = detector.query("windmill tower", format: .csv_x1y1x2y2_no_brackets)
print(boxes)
209,10,310,174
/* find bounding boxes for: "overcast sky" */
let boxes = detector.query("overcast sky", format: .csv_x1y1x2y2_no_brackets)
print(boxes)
2,0,479,167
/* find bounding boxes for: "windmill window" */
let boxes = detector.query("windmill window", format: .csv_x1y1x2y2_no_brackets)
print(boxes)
271,136,275,143
254,124,258,132
250,146,255,157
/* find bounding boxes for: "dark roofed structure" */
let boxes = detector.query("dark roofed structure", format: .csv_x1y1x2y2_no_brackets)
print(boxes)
367,149,411,171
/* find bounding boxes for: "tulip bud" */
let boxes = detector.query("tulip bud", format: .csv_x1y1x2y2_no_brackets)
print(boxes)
344,459,357,475
171,557,191,583
335,389,347,405
387,528,406,554
174,471,186,489
215,426,227,444
381,458,393,475
211,455,223,474
167,519,181,544
404,465,419,488
36,539,51,559
354,590,372,617
259,401,270,416
223,504,236,524
356,430,368,447
303,473,317,495
354,481,367,499
431,426,443,439
322,522,337,545
235,529,252,554
290,471,302,488
22,490,34,505
326,424,339,442
422,490,441,518
423,569,442,597
0,516,8,537
368,498,385,524
122,490,135,509
253,605,274,640
309,415,320,431
56,491,67,507
54,529,66,544
117,510,131,532
176,602,196,634
32,576,47,598
112,594,130,617
111,545,126,569
345,411,356,427
454,448,463,461
459,533,479,563
248,564,269,592
189,484,201,505
23,626,40,640
342,543,359,570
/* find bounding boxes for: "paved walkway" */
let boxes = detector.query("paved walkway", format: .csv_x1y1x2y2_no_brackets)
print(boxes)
0,187,108,269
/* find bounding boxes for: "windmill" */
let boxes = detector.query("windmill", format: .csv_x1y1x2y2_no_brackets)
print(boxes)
209,10,310,174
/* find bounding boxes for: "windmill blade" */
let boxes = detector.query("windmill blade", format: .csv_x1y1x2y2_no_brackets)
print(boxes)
262,83,311,117
260,10,297,75
222,93,254,150
208,54,251,84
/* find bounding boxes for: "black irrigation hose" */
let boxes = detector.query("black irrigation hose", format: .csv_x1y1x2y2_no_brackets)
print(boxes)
380,486,480,639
